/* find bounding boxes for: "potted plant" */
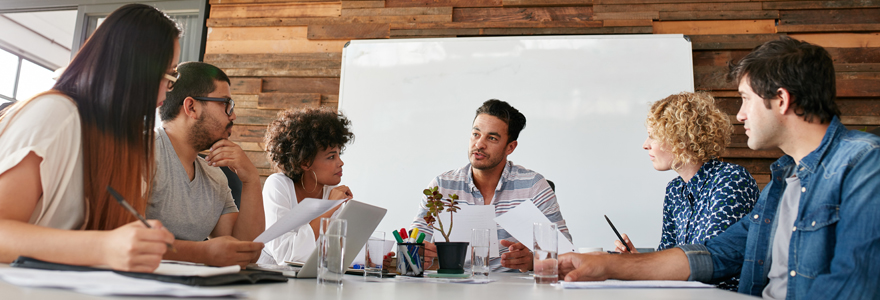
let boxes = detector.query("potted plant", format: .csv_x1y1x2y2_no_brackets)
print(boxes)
423,186,469,274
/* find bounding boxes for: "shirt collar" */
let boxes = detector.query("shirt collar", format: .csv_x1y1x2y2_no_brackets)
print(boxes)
770,116,844,175
684,159,720,195
466,161,513,193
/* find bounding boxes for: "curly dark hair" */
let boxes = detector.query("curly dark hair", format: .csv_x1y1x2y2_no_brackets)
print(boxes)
265,108,354,182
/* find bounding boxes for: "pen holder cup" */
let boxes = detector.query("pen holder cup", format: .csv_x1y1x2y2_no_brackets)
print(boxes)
396,243,424,277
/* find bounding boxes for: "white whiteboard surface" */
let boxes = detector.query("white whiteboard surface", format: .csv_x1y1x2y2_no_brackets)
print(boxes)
338,35,693,250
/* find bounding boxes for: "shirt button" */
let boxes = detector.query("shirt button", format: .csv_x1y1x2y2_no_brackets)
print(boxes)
754,214,759,219
790,270,796,277
801,187,806,193
758,260,764,265
792,226,797,231
765,219,771,224
812,221,816,226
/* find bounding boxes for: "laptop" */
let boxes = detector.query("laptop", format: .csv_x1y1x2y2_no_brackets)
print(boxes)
280,199,386,278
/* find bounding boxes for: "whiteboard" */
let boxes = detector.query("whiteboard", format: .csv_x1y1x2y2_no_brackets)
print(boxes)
338,35,692,251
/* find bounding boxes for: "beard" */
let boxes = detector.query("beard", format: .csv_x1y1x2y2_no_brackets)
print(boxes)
470,149,505,170
189,113,232,151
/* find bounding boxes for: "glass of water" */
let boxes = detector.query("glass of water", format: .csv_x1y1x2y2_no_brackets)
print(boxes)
364,231,384,280
318,218,347,286
471,228,491,279
533,222,558,284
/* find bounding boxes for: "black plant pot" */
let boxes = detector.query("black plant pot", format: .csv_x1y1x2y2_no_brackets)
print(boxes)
435,242,469,274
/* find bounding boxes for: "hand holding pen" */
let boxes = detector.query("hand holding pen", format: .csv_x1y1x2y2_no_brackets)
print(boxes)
107,186,177,253
605,215,638,254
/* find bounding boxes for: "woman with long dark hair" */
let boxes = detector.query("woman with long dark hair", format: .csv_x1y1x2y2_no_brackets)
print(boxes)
0,4,180,272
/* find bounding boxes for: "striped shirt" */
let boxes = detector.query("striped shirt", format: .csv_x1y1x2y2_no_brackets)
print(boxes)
410,161,571,272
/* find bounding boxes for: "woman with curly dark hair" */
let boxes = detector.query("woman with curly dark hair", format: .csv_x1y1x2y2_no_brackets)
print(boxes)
258,107,355,264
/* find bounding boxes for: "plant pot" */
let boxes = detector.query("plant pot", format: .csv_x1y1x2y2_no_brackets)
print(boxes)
435,242,469,274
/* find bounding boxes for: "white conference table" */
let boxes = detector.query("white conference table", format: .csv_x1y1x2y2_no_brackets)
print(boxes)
0,266,758,300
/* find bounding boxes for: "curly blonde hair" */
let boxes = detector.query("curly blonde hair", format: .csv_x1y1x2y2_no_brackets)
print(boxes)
646,92,732,170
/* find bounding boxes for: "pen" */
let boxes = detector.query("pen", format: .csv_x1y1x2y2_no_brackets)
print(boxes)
107,186,177,253
399,228,408,240
604,215,630,252
415,232,425,244
411,228,419,240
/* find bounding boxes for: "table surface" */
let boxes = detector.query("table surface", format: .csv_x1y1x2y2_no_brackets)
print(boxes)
0,265,759,300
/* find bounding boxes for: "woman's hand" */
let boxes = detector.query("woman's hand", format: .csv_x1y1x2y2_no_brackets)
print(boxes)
100,220,175,272
327,185,353,201
613,233,639,253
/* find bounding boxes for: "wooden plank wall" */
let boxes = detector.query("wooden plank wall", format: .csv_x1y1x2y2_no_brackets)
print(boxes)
204,0,880,188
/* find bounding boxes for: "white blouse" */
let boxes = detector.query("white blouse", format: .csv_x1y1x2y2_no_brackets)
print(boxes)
259,173,336,265
0,94,85,229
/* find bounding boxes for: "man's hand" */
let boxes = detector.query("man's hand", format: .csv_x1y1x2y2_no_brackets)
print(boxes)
423,241,437,269
614,233,638,253
202,236,264,267
558,252,610,282
500,240,532,272
204,139,258,183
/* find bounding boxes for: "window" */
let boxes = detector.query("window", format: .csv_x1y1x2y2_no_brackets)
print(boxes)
0,47,56,103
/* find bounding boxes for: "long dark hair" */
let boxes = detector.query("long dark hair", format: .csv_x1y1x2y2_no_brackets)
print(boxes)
53,4,181,230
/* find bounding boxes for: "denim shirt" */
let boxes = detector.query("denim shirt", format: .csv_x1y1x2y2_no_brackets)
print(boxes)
679,117,880,299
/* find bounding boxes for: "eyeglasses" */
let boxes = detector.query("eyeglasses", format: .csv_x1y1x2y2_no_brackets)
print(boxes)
193,96,235,116
164,72,178,91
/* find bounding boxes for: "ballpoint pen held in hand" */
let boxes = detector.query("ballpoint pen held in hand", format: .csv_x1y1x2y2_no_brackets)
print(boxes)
106,186,177,253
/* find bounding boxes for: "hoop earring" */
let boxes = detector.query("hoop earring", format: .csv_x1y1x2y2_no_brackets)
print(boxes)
301,170,319,194
310,171,318,193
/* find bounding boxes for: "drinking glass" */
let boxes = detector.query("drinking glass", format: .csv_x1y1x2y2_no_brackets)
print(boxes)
470,228,491,279
364,231,384,280
533,223,558,284
318,218,347,286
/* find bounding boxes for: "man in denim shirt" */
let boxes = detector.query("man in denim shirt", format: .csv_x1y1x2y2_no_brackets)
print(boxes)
557,36,880,299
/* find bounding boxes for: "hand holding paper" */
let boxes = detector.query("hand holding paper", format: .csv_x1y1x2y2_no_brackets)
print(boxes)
494,200,574,254
254,198,345,243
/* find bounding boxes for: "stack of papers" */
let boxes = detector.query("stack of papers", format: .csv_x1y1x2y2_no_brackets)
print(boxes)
560,280,715,289
0,268,245,297
153,261,241,277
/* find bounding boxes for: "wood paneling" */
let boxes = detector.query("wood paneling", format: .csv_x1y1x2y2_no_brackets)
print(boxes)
307,23,391,39
204,0,880,184
210,2,341,18
452,7,592,22
653,20,776,35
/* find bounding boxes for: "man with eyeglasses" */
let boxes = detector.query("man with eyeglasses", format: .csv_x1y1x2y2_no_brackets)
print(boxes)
149,62,265,267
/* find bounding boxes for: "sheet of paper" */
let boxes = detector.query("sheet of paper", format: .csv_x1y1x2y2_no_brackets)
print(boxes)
437,205,500,257
395,275,496,284
254,198,345,243
494,200,575,254
0,268,245,297
153,262,241,277
560,280,715,289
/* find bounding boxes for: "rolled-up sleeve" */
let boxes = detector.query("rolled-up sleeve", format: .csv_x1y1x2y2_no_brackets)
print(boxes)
678,244,715,282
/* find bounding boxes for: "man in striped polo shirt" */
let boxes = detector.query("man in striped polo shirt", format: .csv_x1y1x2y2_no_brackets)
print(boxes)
410,99,571,272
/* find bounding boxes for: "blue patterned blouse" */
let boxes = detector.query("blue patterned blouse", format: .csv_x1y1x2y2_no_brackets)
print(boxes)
659,159,758,290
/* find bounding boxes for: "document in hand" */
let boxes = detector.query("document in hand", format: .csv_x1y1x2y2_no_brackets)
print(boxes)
437,205,500,257
254,198,345,243
494,200,575,254
560,280,715,289
0,268,245,297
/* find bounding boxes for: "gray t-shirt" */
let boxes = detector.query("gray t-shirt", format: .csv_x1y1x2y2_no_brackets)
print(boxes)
762,175,802,300
146,127,238,241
